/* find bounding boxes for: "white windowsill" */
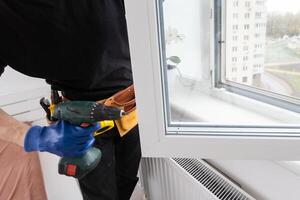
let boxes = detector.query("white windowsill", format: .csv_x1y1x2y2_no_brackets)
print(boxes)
276,161,300,177
169,76,300,126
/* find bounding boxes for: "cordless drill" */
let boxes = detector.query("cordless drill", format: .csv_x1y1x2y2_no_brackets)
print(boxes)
40,90,124,179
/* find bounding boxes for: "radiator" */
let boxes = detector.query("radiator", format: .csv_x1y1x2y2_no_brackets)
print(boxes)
140,158,256,200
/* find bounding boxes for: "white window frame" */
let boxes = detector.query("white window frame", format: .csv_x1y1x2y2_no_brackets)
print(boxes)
124,0,300,160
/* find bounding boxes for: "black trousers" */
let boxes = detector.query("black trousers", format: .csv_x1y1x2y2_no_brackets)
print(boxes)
79,125,141,200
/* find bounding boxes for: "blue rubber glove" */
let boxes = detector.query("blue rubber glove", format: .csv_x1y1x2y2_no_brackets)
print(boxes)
24,120,99,157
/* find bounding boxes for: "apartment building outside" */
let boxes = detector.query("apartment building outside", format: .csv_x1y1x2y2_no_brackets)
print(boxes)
226,0,267,85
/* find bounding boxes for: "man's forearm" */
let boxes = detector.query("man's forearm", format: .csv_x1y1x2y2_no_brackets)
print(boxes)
0,109,30,146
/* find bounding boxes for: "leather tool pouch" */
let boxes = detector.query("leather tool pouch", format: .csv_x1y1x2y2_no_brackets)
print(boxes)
104,85,138,137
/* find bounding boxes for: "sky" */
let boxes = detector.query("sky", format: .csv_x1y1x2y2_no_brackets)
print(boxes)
266,0,300,13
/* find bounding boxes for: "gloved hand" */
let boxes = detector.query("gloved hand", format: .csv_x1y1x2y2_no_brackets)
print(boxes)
24,120,99,157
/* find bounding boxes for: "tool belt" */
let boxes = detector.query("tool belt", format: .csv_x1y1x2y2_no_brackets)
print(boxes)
46,84,137,137
98,84,138,137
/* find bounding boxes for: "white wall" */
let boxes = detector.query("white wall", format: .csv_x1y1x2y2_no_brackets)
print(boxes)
208,160,300,200
0,67,45,96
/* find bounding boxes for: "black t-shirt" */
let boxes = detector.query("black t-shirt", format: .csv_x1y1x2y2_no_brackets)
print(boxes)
0,0,132,101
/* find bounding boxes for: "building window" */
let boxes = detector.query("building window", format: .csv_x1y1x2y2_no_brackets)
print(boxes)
232,35,238,41
233,25,238,30
245,13,250,19
255,12,262,18
255,23,265,28
254,64,262,68
243,66,248,71
211,0,299,108
232,67,237,72
129,0,300,159
255,44,262,49
232,46,238,52
244,35,249,40
256,0,264,6
233,13,238,19
233,1,239,7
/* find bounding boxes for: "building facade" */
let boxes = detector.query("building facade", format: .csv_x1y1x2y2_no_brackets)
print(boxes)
226,0,267,85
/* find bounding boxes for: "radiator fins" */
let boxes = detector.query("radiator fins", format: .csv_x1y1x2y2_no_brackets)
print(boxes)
173,158,255,200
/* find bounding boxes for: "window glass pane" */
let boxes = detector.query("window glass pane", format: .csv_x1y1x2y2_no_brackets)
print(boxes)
162,0,211,123
160,0,300,131
225,0,300,101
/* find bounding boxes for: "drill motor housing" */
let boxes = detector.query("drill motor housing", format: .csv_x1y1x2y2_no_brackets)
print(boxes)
40,97,123,179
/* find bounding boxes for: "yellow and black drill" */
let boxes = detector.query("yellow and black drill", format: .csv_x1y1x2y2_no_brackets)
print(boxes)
40,90,123,179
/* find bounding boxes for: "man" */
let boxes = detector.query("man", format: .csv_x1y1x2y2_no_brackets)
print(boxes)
0,0,141,199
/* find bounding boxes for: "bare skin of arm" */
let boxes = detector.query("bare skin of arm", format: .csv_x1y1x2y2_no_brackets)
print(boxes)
0,109,30,146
